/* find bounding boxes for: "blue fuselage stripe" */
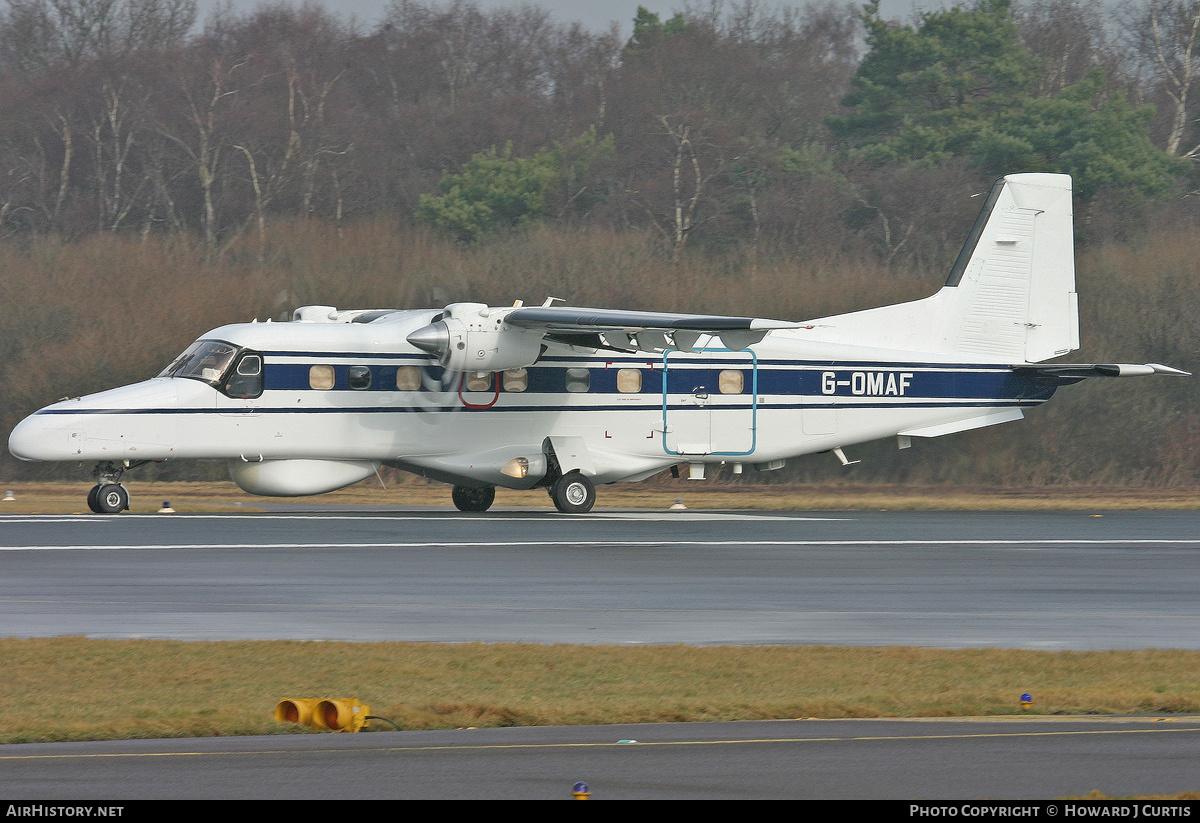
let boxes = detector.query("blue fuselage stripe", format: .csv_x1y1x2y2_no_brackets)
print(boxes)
32,357,1058,420
259,362,1056,401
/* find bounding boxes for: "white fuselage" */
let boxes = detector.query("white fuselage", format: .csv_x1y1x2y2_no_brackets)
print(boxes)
8,309,1056,494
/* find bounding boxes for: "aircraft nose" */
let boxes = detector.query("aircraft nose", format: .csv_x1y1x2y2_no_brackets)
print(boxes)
7,411,79,461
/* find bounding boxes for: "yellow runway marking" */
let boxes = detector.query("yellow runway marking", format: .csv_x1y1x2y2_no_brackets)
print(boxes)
3,724,1199,760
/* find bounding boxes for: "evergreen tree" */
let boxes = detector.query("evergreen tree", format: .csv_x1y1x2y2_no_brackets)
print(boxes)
830,0,1182,201
417,144,560,241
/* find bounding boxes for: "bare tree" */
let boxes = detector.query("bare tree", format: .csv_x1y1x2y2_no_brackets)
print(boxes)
662,115,702,259
1122,0,1200,157
0,0,195,68
1016,0,1128,95
150,51,250,250
643,114,730,263
87,74,150,230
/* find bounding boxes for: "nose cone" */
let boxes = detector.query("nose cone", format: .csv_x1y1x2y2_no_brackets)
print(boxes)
8,410,76,461
406,321,450,359
8,379,186,463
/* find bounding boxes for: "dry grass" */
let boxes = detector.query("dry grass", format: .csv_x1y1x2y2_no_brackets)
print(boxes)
2,479,1200,514
2,638,1199,743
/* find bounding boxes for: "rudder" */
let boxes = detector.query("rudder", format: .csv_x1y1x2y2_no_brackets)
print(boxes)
946,172,1077,362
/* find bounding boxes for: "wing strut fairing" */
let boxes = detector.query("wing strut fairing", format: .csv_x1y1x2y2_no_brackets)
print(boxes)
506,306,801,354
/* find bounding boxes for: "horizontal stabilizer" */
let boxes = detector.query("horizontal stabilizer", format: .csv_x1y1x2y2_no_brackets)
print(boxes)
1014,363,1190,384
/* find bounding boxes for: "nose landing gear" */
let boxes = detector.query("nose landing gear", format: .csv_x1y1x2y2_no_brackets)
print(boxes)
87,482,130,514
86,461,145,514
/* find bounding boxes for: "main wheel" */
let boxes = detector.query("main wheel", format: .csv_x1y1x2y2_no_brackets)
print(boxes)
550,471,595,514
94,483,129,514
86,484,103,513
452,485,495,512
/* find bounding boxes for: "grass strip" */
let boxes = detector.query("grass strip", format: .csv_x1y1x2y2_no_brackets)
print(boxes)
3,480,1200,513
3,638,1199,744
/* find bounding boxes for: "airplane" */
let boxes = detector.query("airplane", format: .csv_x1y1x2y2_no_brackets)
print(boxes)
7,173,1188,514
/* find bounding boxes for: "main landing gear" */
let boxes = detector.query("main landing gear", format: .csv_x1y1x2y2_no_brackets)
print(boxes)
450,472,596,514
451,485,496,512
86,460,145,514
549,471,595,514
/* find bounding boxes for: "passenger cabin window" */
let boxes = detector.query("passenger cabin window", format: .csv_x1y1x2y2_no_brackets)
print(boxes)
616,369,642,393
502,369,528,392
565,368,591,393
719,369,744,394
309,365,335,390
348,365,372,390
465,371,493,392
396,366,422,391
223,353,263,399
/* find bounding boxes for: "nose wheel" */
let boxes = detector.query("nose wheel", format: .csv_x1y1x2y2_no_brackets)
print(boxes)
88,483,130,514
550,471,595,514
86,461,142,514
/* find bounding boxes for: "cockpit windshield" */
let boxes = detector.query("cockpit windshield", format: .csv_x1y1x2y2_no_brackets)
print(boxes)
158,340,240,386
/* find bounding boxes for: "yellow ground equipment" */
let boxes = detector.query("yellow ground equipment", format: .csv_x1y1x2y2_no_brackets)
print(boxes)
275,698,371,732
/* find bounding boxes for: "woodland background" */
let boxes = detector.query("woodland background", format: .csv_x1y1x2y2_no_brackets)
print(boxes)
2,0,1199,487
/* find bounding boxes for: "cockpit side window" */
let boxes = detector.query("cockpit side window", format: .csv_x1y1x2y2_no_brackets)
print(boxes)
223,352,264,399
159,340,262,398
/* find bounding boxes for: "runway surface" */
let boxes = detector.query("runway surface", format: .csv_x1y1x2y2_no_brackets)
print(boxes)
2,508,1199,647
3,506,1200,799
3,716,1200,799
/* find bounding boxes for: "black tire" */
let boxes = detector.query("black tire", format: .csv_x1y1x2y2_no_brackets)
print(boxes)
86,484,103,513
550,471,595,514
94,483,129,514
452,485,495,512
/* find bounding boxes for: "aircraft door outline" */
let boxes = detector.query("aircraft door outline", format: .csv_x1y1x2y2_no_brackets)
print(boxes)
661,348,757,457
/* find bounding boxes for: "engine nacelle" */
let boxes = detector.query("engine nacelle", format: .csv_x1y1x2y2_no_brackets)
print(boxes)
228,458,381,496
406,304,544,372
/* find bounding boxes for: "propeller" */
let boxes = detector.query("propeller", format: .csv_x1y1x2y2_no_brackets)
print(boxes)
405,302,544,373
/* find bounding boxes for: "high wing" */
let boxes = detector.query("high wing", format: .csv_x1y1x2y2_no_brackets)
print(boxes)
405,302,804,371
1013,363,1190,384
504,306,803,353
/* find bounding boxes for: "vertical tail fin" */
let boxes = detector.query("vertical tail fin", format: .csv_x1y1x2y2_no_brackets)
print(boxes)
804,173,1079,363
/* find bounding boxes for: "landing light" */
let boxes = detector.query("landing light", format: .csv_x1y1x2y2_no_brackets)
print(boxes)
500,457,530,479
